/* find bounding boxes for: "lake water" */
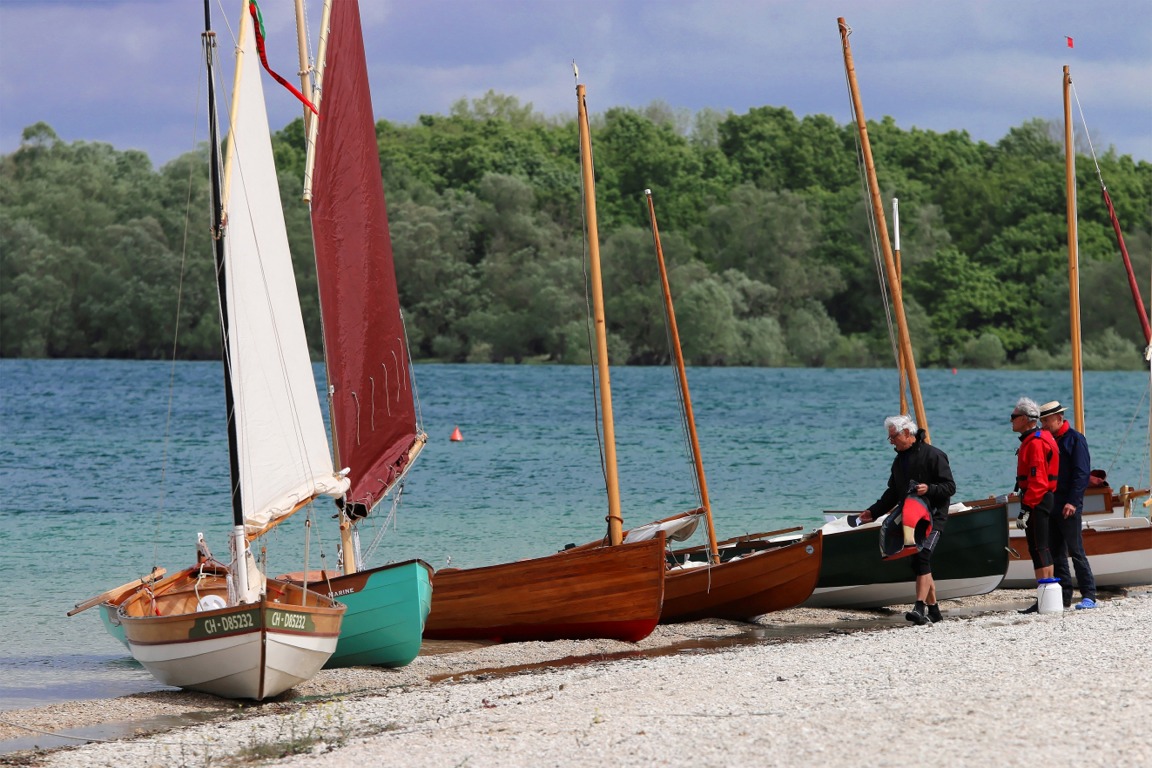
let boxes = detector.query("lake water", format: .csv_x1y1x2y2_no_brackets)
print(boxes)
1,360,1148,710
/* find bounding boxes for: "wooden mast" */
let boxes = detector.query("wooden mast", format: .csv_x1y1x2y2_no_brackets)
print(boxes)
1064,65,1086,433
645,189,719,564
293,0,356,574
576,77,624,546
838,17,929,441
293,0,315,138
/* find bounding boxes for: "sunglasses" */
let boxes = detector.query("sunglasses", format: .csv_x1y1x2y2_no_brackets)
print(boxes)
1010,412,1026,421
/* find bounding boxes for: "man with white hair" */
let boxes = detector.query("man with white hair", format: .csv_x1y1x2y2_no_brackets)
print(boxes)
858,414,956,626
1011,396,1060,614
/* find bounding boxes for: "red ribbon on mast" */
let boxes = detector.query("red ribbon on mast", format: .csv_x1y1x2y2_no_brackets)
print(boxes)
248,0,319,116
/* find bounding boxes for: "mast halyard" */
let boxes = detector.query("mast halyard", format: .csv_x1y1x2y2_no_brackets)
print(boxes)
645,189,719,564
576,77,624,546
839,17,930,441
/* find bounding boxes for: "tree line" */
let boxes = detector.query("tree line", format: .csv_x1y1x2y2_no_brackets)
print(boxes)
2,92,1150,369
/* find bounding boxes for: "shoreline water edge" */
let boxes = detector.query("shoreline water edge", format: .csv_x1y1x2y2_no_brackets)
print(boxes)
2,585,1149,767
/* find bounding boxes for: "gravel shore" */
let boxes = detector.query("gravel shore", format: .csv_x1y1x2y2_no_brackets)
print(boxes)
3,586,1149,767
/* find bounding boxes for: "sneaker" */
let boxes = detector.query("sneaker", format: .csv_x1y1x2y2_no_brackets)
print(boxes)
1018,602,1039,615
1074,598,1098,610
927,604,944,623
905,606,930,626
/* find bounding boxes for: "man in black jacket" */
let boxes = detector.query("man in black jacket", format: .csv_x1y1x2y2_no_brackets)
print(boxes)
858,415,957,626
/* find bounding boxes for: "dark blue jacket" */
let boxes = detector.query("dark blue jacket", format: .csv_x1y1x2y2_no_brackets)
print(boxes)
1052,421,1090,511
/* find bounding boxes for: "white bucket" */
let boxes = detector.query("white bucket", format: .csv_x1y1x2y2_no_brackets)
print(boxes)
1037,579,1063,614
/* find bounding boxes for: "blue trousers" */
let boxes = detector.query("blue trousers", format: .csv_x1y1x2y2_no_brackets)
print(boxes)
1049,503,1096,605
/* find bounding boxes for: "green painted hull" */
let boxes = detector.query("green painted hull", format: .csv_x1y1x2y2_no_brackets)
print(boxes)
805,502,1009,608
316,559,433,668
99,603,129,648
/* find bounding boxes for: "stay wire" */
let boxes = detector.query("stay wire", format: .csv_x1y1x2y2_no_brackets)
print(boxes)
842,53,901,386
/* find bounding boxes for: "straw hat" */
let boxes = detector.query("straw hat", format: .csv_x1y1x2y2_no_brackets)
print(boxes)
1039,401,1067,418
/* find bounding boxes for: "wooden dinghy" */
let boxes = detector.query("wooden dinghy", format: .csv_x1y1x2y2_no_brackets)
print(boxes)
118,563,344,701
279,560,433,668
802,500,1010,609
424,536,666,642
998,477,1151,589
662,528,824,622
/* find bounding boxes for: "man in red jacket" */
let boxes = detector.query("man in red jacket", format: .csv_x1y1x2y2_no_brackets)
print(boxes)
1011,397,1059,613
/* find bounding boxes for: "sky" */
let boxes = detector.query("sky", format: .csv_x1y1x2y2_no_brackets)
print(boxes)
1,0,1150,168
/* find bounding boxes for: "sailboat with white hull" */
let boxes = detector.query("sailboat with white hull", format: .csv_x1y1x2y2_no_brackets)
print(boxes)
107,0,349,700
998,65,1151,589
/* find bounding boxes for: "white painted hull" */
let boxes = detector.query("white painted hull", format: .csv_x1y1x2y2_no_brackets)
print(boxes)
1003,516,1152,589
804,574,1003,610
128,627,338,700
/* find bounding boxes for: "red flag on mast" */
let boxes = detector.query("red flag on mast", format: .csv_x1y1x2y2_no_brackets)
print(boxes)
1066,36,1074,48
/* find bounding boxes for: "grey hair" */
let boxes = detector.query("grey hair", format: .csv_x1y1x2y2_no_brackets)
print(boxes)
1015,397,1040,424
884,414,918,436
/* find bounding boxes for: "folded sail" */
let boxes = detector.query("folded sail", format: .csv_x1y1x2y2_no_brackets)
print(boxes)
310,0,420,517
226,9,348,537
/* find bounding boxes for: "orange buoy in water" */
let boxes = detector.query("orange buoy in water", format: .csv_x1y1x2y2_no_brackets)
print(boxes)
450,426,463,442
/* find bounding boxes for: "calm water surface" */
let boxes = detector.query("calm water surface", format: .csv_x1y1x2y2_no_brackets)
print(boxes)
1,360,1148,710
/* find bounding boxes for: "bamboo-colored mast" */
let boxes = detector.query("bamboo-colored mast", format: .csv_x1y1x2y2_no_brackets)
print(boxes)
1064,65,1086,433
838,17,929,441
293,0,314,138
645,189,719,564
219,0,254,215
302,0,333,202
893,197,909,416
576,80,623,546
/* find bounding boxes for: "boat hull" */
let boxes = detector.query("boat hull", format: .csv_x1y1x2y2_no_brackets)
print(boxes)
424,537,665,642
99,603,128,648
280,560,433,668
118,573,344,700
802,502,1009,609
661,532,823,622
1002,516,1152,589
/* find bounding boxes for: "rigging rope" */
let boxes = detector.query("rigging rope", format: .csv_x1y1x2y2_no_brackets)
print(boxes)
842,60,901,382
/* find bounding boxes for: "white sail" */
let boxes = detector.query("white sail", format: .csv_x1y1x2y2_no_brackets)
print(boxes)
225,10,348,537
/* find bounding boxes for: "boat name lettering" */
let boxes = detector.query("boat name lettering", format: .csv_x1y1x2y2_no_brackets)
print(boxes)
329,588,356,597
189,608,261,639
269,610,314,631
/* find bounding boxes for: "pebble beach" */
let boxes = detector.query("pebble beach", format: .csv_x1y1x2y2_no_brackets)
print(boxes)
2,586,1149,768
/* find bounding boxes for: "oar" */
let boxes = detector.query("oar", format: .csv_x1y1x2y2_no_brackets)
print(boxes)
67,567,167,616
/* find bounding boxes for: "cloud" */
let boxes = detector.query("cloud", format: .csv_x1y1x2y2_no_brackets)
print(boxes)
1,0,1148,165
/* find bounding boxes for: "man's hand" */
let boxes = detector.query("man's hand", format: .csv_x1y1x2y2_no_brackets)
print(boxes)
1063,503,1076,519
858,510,873,524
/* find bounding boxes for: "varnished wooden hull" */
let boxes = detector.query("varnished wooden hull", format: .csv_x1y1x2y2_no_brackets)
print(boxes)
118,570,344,700
424,537,665,642
661,532,823,622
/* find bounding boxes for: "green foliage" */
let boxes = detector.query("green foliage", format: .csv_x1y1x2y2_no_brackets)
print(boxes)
3,98,1150,369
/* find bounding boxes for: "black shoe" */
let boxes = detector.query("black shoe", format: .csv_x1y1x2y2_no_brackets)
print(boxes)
1018,602,1039,615
905,606,930,626
927,604,943,623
